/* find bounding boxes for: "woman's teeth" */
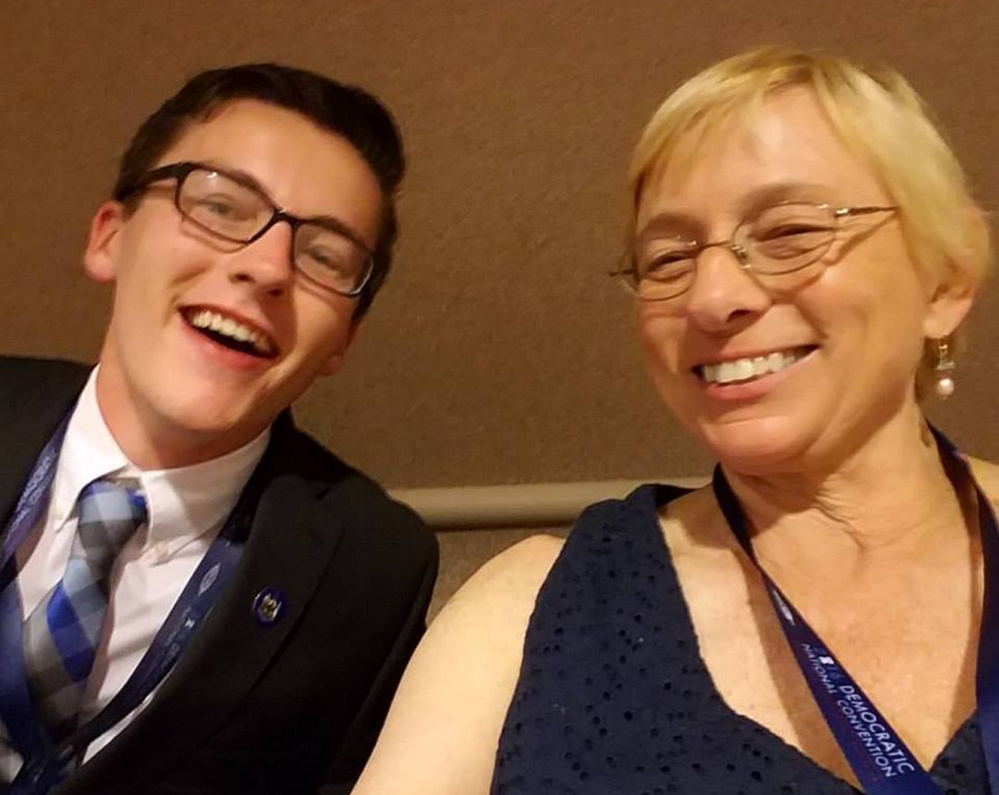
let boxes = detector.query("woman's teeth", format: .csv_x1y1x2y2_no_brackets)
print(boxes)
700,349,809,385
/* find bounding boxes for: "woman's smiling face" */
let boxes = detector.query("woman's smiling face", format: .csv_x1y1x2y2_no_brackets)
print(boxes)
634,87,957,475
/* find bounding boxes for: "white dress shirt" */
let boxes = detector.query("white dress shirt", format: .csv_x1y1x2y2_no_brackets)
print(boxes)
10,367,269,764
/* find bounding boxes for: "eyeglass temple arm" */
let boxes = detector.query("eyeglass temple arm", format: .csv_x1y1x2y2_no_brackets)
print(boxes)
835,205,897,218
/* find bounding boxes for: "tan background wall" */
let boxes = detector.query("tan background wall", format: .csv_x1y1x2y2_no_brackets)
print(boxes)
2,1,998,606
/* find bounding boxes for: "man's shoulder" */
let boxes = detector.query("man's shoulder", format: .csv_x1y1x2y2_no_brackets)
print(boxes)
0,355,90,396
0,356,90,432
270,419,436,560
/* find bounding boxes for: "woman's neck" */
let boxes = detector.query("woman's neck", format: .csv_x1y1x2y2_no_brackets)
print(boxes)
722,411,971,567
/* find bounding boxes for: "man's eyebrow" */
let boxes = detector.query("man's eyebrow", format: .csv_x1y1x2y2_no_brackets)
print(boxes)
303,214,374,252
200,160,374,251
200,161,273,198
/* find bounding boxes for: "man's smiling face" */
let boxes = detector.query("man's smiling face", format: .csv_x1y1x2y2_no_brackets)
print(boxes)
84,99,383,468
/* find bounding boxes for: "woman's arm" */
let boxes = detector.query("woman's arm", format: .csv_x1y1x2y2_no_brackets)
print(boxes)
352,534,564,795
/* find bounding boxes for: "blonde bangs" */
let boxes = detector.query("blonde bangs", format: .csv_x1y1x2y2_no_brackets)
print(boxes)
628,47,991,287
809,62,991,287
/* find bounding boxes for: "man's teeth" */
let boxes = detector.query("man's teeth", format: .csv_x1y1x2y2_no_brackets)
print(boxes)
188,310,274,355
701,349,809,385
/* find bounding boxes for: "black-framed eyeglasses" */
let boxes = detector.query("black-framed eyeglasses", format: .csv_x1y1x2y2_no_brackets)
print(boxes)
117,161,375,297
613,202,898,302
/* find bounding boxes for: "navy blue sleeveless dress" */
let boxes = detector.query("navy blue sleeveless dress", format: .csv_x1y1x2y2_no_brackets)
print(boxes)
491,485,986,794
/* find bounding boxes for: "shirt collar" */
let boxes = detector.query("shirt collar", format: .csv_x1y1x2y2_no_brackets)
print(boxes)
50,367,270,556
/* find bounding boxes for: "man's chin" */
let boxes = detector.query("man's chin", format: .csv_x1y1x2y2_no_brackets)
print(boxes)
130,393,271,466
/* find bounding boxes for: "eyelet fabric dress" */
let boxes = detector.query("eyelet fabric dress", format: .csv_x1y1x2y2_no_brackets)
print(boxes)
490,485,985,795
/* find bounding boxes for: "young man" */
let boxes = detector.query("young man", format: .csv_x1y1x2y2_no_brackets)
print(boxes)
0,64,437,795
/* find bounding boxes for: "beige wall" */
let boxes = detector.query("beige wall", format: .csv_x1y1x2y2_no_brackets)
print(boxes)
2,0,997,499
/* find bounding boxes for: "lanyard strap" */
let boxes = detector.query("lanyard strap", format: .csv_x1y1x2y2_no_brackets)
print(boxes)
0,419,69,574
0,418,248,794
0,564,49,772
0,419,73,772
10,537,243,794
711,426,997,795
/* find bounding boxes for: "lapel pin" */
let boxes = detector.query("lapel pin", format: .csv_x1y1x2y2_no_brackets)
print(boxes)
252,587,286,626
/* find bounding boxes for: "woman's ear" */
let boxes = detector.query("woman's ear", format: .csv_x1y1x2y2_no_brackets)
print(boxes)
83,202,126,284
924,206,990,338
923,269,975,340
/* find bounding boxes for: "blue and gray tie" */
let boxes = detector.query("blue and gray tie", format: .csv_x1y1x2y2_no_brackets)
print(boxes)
21,478,147,743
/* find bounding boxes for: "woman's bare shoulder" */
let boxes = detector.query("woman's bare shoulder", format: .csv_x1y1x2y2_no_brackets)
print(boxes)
446,533,565,613
352,534,564,795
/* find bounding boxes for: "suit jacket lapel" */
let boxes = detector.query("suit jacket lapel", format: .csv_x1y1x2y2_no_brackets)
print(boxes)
0,363,88,528
62,416,348,792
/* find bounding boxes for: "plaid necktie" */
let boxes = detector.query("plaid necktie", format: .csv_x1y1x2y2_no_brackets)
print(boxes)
21,478,147,743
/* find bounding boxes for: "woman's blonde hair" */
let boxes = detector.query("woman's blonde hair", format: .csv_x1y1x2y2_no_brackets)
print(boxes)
629,47,991,290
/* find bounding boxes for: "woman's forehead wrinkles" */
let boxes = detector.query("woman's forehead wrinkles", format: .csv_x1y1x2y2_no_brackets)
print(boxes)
637,94,891,241
636,181,844,244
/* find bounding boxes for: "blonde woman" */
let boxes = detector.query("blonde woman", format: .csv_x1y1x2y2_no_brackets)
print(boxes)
356,48,994,794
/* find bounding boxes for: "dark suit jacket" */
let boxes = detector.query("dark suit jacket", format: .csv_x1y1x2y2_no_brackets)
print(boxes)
0,357,438,795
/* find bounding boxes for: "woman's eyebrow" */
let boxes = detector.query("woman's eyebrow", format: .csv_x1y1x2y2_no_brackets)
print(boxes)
735,181,838,212
634,211,701,242
635,181,840,241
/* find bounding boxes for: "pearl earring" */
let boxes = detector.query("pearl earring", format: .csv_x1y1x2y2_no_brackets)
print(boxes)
933,339,956,399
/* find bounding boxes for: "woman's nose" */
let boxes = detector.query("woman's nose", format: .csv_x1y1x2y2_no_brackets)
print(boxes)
682,245,771,332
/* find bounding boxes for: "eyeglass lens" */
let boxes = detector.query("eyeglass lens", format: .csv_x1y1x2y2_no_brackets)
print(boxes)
633,203,838,300
177,168,371,294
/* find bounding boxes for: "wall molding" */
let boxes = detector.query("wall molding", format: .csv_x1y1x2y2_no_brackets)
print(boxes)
391,478,709,530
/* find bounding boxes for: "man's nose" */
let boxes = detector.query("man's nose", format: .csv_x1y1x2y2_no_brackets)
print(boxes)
227,221,296,296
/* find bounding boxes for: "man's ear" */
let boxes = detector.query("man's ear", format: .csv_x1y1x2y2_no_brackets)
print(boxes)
83,202,126,284
318,318,362,376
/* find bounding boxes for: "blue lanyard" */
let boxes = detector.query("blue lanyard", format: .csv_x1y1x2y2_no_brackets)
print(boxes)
0,420,70,773
0,418,247,794
0,420,68,575
712,426,999,795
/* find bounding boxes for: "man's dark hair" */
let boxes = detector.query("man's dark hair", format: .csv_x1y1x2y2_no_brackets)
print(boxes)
112,63,405,318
